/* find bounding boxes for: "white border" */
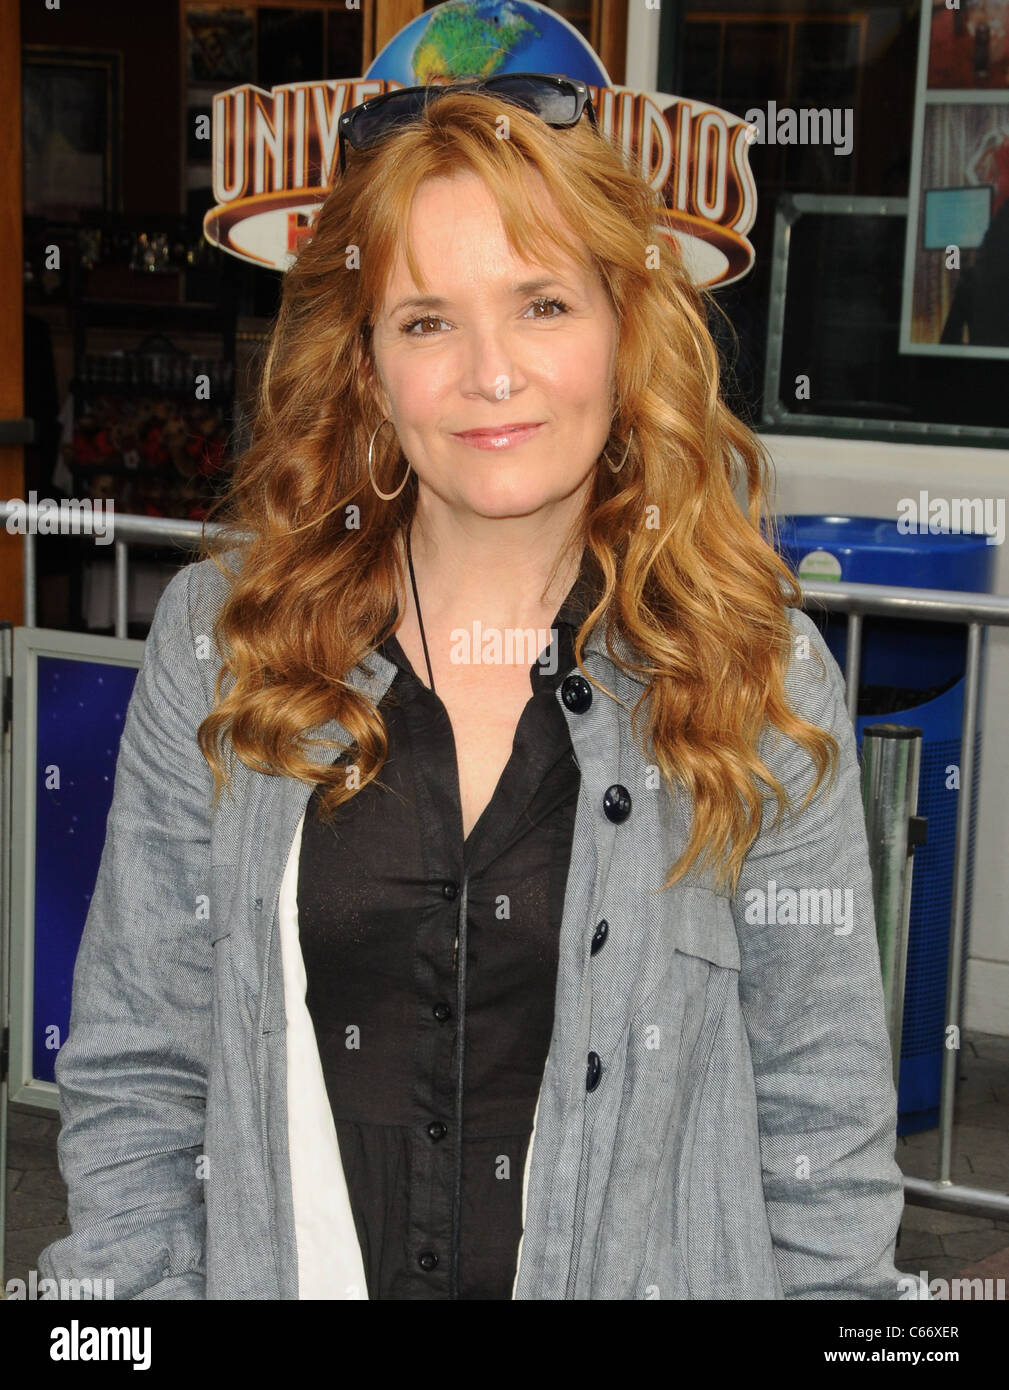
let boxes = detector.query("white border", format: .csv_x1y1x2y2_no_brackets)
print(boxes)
8,628,146,1115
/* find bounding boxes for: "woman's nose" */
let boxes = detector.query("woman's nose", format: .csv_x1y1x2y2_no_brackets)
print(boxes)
458,323,526,400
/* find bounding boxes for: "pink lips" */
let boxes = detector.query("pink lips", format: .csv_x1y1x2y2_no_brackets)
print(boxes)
452,422,545,451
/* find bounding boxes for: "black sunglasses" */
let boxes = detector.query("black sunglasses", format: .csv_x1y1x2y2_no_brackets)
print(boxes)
337,72,598,177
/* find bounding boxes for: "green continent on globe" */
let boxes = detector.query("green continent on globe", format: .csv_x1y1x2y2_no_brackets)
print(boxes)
412,0,539,84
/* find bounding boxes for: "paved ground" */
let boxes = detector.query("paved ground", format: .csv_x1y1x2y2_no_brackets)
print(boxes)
4,1030,1008,1295
893,1031,1009,1290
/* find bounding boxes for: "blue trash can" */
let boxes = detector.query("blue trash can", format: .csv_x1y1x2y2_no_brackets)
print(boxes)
775,515,996,1136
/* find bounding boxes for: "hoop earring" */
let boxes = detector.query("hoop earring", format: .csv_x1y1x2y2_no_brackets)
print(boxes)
603,425,634,474
367,418,411,500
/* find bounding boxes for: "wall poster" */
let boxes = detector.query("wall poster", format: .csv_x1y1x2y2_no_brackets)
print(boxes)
901,1,1009,356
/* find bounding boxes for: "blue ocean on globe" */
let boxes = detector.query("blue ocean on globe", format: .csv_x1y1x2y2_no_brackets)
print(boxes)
366,0,610,88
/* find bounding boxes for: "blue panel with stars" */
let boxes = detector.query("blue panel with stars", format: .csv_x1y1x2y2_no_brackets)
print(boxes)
33,655,139,1081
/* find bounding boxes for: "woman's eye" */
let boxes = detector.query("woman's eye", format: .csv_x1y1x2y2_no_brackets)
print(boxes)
399,298,570,335
526,297,570,319
400,315,448,335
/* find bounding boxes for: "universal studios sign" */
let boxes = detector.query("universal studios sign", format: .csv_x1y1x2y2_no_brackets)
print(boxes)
203,0,758,289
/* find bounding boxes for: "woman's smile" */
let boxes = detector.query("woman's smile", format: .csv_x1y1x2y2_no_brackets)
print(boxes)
451,422,546,450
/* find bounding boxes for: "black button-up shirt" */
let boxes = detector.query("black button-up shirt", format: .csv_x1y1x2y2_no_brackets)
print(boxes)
296,551,599,1299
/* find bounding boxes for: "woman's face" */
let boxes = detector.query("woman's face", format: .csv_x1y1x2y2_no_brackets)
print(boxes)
368,170,619,519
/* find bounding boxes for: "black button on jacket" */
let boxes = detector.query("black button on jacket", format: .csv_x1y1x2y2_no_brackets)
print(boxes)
296,553,600,1299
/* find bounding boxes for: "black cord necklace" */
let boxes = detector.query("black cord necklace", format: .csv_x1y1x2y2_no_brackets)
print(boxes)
406,520,437,695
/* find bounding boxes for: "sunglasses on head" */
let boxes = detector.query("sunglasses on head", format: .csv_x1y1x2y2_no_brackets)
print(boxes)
337,72,598,177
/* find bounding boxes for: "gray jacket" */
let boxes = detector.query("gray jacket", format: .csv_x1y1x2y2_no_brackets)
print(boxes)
38,555,910,1299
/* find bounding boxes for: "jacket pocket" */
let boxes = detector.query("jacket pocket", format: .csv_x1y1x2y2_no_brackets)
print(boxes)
668,885,741,971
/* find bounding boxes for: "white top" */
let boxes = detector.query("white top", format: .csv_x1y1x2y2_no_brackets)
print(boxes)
277,809,539,1299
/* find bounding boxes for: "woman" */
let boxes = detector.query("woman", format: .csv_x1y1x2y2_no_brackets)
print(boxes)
40,77,909,1300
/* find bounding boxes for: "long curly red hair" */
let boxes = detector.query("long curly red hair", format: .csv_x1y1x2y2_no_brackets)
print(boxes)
195,91,837,897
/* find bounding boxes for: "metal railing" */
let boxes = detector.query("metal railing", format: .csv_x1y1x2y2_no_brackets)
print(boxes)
800,575,1009,1219
4,501,1009,1217
6,505,226,638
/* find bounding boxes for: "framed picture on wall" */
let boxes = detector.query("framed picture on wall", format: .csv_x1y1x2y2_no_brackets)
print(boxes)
185,6,256,83
901,2,1009,358
927,0,1009,90
22,48,122,218
902,101,1009,356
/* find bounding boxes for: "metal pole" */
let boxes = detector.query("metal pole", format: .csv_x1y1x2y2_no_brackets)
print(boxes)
903,1174,1009,1219
844,610,862,723
115,541,129,640
861,724,922,1089
938,622,983,1185
22,530,36,628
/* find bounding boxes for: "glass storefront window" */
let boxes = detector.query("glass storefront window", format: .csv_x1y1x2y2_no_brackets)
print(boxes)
663,1,1009,446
